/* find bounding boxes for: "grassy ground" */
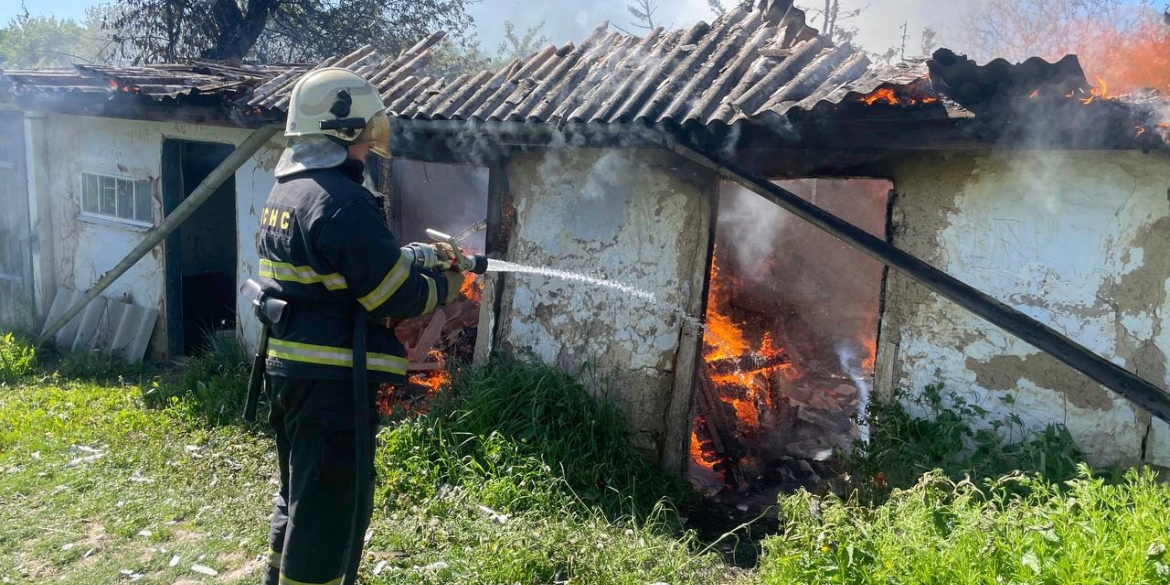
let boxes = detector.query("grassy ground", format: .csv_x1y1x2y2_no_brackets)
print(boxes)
4,334,1170,584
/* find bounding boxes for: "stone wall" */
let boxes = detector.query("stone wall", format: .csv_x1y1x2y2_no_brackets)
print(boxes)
879,151,1170,467
494,148,716,464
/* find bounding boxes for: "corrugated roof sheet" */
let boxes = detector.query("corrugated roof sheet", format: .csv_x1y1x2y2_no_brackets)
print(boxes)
0,62,288,105
383,0,941,128
246,33,447,113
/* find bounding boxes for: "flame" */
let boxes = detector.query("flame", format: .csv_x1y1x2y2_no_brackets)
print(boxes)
106,79,118,89
409,349,450,393
858,86,939,107
689,427,719,471
1028,89,1040,99
460,274,483,304
861,339,877,374
862,88,900,106
702,253,795,432
1137,125,1148,137
1076,21,1170,96
1079,76,1109,105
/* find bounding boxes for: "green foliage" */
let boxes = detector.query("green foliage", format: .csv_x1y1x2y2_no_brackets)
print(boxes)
378,357,690,519
761,466,1170,584
107,0,475,64
0,12,112,68
849,382,1085,501
427,20,549,77
55,348,149,381
0,333,36,384
144,333,250,427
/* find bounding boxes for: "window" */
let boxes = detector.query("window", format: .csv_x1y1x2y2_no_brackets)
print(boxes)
81,172,154,225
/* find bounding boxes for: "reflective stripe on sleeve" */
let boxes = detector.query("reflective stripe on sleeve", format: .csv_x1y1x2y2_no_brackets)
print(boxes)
356,255,410,313
266,339,408,376
259,259,348,291
422,274,438,314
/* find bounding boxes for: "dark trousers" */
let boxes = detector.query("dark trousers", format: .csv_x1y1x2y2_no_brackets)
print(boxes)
263,376,377,585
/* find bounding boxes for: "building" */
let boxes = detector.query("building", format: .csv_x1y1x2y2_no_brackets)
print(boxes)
2,0,1168,490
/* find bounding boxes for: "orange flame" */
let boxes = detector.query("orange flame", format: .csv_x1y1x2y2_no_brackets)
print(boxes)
689,427,719,471
409,349,450,393
1077,21,1170,96
702,252,795,432
1079,76,1109,105
460,275,483,304
858,86,939,107
861,339,877,374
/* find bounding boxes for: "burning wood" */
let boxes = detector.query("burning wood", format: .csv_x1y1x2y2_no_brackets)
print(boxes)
706,351,791,377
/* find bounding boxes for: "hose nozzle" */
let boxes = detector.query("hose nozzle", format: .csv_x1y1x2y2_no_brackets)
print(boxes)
426,229,489,275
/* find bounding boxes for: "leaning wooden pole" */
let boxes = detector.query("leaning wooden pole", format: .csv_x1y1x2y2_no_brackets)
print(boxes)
38,125,281,345
656,129,1170,425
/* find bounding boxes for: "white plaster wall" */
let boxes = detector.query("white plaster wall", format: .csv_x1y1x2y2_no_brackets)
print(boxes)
885,151,1170,468
497,148,714,455
40,114,282,357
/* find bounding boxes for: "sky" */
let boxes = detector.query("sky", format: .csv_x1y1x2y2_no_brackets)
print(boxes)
0,0,1156,60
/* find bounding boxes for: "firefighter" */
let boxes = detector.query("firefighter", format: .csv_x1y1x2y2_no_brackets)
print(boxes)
254,68,463,585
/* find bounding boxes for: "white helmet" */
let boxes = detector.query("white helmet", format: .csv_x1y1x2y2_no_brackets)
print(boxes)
285,67,392,159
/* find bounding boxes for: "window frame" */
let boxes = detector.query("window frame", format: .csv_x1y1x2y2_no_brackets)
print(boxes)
78,171,156,229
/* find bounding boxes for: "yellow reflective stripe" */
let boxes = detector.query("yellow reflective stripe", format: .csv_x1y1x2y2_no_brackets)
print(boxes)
422,274,438,313
260,259,348,291
369,352,410,375
357,255,410,312
267,339,408,375
267,339,352,368
278,574,341,585
267,550,281,570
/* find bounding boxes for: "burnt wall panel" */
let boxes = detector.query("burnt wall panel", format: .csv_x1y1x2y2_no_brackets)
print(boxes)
496,148,716,460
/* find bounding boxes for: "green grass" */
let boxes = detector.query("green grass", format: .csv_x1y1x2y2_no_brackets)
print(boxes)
761,467,1170,584
4,330,1170,585
0,345,736,584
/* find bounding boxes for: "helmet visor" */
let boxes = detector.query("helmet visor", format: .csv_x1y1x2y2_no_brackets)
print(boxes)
359,110,392,159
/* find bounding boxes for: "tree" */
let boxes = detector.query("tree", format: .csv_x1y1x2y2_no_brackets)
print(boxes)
0,10,114,68
708,0,727,16
627,0,660,31
427,20,548,78
107,0,475,64
799,0,864,45
955,0,1155,63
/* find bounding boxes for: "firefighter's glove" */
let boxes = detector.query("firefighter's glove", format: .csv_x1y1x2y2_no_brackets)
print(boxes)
441,271,465,306
430,243,458,270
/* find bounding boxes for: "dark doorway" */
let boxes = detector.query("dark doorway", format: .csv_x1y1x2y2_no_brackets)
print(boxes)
161,140,237,357
690,178,892,498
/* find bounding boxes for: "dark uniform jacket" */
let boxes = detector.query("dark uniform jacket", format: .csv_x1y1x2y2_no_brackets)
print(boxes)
256,159,447,385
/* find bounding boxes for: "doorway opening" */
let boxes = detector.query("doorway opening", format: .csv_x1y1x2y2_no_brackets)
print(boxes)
689,178,892,498
161,139,237,357
376,159,489,409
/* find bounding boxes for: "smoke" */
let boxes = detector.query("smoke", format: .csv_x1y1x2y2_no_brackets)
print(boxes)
717,181,792,278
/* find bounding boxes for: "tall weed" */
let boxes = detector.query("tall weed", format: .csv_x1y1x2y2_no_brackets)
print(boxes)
378,357,689,519
850,382,1085,501
0,333,36,384
145,332,250,426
